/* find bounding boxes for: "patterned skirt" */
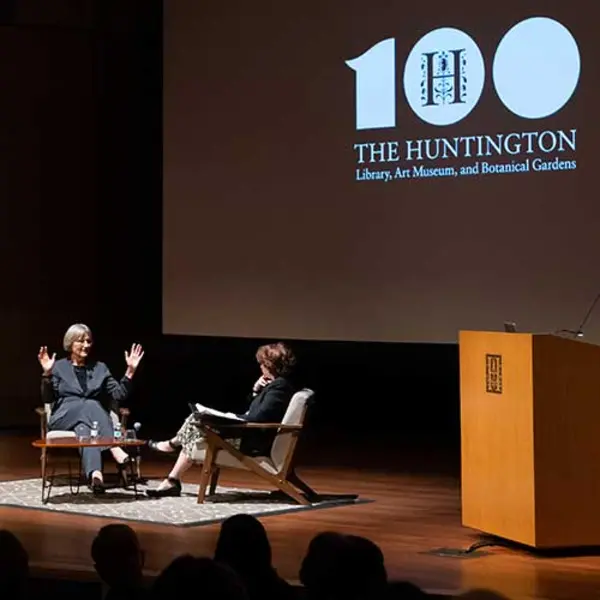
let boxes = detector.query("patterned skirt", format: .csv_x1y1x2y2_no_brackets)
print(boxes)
174,413,241,459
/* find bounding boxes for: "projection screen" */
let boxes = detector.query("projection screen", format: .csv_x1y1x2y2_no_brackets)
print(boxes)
163,0,600,343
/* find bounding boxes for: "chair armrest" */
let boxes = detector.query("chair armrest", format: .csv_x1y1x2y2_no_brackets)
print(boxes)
199,422,302,431
241,423,302,431
35,407,46,417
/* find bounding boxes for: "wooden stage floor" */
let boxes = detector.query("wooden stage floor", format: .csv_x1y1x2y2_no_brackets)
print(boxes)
1,432,600,600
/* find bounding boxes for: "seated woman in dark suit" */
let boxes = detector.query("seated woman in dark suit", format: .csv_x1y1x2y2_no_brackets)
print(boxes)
38,323,144,493
146,342,297,497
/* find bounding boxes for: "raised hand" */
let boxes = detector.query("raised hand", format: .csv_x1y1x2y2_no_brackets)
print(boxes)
38,346,56,375
125,343,144,372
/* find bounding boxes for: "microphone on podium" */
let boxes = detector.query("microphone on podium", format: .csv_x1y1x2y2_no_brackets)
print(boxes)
558,291,600,339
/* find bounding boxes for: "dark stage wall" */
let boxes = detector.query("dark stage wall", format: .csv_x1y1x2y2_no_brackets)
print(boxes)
0,0,161,427
0,2,98,426
0,1,460,454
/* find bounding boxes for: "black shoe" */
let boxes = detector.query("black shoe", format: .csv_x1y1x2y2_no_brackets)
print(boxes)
89,475,105,495
146,477,181,498
148,440,180,454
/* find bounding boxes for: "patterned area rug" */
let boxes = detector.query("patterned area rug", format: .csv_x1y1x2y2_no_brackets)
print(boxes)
0,477,364,527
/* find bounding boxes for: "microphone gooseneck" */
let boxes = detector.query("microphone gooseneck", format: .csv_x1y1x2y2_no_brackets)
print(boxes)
573,291,600,337
558,291,600,339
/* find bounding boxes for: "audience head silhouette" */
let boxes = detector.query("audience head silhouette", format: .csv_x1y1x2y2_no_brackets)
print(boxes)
91,523,144,589
214,514,295,600
0,529,29,598
300,531,387,600
215,514,272,574
153,555,247,600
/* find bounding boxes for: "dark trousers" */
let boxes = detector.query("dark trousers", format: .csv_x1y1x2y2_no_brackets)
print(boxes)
48,399,114,477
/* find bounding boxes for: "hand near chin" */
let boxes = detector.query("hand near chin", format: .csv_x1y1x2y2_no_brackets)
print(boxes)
253,375,273,393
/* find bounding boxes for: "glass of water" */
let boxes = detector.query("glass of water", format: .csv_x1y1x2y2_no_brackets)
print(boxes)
124,429,137,441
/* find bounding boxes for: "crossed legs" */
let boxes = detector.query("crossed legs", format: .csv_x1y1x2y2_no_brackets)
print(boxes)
50,400,130,488
146,413,207,496
73,423,130,485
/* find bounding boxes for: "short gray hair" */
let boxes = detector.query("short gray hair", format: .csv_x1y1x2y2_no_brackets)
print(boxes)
63,323,93,352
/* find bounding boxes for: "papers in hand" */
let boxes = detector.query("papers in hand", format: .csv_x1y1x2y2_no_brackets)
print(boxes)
194,403,245,422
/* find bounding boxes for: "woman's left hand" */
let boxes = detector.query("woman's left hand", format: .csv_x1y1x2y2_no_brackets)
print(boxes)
125,343,145,371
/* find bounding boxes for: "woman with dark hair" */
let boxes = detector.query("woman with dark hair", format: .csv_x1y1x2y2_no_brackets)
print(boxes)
38,323,144,493
146,342,297,497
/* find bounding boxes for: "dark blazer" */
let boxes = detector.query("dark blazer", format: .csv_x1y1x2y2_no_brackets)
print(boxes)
238,377,296,456
41,357,132,424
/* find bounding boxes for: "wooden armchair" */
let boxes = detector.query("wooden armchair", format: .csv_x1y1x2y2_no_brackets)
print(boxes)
35,404,131,498
191,388,317,505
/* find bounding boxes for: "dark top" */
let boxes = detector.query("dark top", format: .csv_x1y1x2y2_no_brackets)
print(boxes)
237,377,296,456
41,357,132,416
74,366,88,393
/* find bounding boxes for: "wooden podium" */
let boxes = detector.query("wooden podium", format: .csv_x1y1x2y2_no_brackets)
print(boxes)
460,330,600,548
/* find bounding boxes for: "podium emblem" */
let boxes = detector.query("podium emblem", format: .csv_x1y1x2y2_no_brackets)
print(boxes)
485,354,503,394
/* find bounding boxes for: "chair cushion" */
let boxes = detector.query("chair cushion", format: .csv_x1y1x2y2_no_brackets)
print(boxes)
270,388,314,470
46,430,77,439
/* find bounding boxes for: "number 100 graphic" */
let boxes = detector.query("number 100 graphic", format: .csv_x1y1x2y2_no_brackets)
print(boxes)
345,17,581,129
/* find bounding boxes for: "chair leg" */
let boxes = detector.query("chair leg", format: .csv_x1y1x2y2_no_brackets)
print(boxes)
40,449,48,504
273,477,311,505
134,453,147,484
288,469,319,502
208,467,220,496
197,445,215,504
68,457,82,495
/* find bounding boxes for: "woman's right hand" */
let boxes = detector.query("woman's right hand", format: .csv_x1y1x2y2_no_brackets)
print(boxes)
38,346,56,375
252,375,273,393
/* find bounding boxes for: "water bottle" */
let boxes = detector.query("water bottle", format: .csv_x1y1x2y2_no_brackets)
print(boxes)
113,422,122,440
90,421,99,440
